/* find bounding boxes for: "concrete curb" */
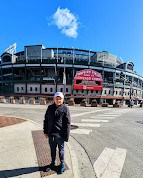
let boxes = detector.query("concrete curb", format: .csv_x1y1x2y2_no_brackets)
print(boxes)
21,118,96,178
0,114,95,178
67,136,96,178
24,118,91,178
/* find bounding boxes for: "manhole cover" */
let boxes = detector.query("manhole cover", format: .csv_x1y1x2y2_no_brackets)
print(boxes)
70,125,78,130
135,121,143,124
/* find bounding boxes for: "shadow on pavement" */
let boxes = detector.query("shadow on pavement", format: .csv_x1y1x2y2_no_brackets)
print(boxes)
0,166,39,178
0,165,65,177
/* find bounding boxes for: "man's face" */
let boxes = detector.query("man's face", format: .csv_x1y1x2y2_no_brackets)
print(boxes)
54,96,64,106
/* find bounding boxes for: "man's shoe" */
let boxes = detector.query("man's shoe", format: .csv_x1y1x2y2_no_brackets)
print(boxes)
46,162,56,172
60,162,65,174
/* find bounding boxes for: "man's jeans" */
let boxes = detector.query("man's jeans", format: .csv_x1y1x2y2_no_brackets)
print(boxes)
49,136,65,164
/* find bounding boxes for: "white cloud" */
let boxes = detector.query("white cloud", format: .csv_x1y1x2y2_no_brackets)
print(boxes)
49,7,79,38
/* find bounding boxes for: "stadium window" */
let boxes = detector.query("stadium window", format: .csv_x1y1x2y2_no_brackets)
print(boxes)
66,88,68,92
30,87,32,91
60,88,63,92
116,91,118,95
82,90,84,93
76,89,78,93
35,87,37,92
104,90,106,94
91,90,93,93
21,87,24,91
96,90,98,94
50,88,53,92
109,90,111,94
120,91,121,95
17,87,19,91
45,88,47,92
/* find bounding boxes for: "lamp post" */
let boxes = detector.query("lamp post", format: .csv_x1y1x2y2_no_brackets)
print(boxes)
72,47,74,95
63,52,66,96
129,80,133,100
88,49,91,67
55,47,58,92
120,71,133,106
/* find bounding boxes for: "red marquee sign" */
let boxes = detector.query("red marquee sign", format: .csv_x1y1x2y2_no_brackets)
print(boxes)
74,69,103,90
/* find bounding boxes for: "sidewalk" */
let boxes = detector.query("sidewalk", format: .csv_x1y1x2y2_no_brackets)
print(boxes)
0,116,73,178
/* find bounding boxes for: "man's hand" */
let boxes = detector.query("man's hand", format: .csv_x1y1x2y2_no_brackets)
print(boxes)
44,134,48,138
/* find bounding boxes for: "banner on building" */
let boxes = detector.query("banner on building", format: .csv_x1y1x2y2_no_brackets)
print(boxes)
74,69,103,90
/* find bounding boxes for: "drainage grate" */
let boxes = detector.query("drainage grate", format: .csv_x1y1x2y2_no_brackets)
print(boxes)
135,121,143,124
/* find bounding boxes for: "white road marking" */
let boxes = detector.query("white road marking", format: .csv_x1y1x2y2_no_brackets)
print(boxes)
70,128,92,135
105,112,123,115
102,147,127,178
94,147,114,178
72,123,100,127
97,115,119,117
102,113,119,114
94,147,127,178
81,119,109,123
71,109,109,117
108,111,127,114
90,116,115,119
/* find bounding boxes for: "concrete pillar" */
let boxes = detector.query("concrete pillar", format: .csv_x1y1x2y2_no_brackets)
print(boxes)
123,100,126,105
100,98,104,104
113,99,116,104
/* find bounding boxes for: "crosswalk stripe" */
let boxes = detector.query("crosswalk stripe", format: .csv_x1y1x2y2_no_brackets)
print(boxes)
102,147,127,178
71,109,109,117
99,113,119,114
94,147,127,178
70,128,92,135
90,116,115,119
71,123,100,127
94,147,114,178
81,119,109,123
97,115,119,117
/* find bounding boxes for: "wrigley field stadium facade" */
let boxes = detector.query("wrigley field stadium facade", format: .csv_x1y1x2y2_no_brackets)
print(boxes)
0,45,143,105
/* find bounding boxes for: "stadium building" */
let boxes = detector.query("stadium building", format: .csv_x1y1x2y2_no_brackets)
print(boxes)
0,44,143,105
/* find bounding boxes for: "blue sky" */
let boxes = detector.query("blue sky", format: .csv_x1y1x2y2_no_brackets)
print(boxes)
0,0,143,75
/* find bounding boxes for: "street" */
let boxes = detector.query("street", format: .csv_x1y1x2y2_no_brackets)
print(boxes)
0,103,143,178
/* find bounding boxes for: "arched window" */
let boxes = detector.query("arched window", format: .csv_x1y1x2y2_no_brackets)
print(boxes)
2,55,11,63
127,64,133,71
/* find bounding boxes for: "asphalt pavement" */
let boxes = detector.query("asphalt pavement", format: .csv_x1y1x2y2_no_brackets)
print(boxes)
0,103,143,178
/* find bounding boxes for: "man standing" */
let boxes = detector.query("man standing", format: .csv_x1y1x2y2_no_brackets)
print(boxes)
130,100,134,108
43,92,71,174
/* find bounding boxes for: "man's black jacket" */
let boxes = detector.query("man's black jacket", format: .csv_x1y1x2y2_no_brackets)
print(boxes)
43,103,71,142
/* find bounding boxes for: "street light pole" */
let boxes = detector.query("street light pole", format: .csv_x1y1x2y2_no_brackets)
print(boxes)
130,80,133,100
88,50,91,67
72,47,74,95
55,47,58,92
63,52,66,96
